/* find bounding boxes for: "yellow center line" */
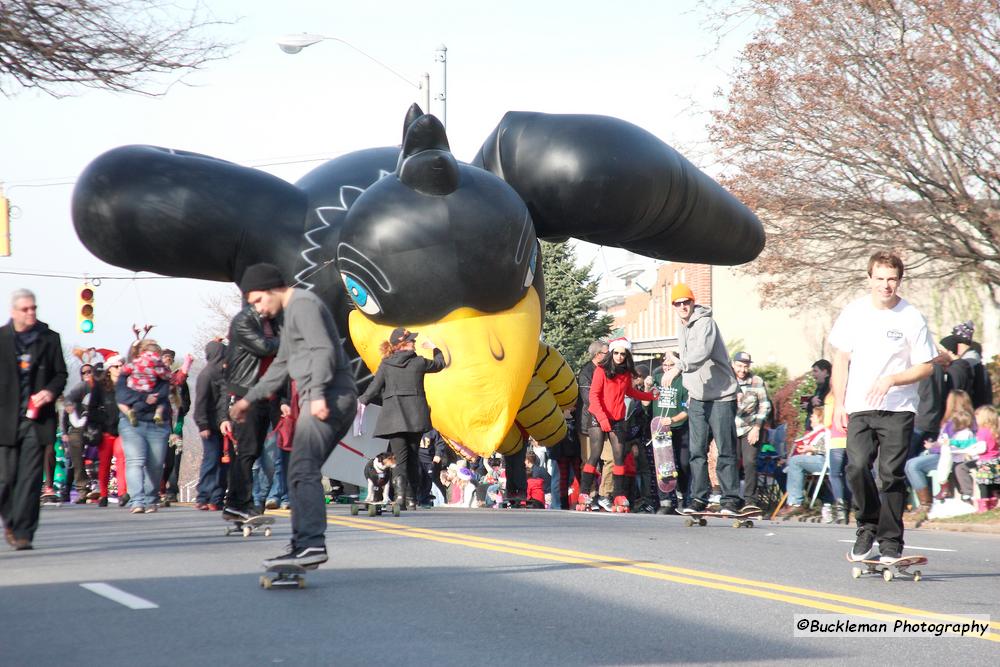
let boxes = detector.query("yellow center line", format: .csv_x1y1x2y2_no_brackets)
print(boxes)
315,512,1000,642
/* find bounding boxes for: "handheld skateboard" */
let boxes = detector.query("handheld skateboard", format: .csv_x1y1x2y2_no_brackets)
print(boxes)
847,553,927,582
650,417,678,495
683,508,762,528
224,514,275,538
350,500,401,517
259,562,317,590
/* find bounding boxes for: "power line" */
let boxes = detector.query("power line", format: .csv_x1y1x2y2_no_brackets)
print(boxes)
0,269,179,281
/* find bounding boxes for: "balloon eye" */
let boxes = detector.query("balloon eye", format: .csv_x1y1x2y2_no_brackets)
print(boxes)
342,274,382,315
522,244,538,288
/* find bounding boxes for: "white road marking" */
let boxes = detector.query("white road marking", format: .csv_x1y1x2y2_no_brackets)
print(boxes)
836,540,956,553
80,582,159,609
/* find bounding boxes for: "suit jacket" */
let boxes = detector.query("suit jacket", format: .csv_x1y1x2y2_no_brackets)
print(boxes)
358,349,445,438
0,320,68,447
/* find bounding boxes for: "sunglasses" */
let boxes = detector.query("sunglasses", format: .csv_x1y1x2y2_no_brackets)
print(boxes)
81,370,93,375
612,351,627,356
672,299,693,308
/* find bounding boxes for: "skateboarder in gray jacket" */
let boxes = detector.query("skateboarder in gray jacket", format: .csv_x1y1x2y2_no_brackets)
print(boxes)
230,263,357,568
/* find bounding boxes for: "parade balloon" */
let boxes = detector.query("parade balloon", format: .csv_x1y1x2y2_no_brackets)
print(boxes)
72,106,764,468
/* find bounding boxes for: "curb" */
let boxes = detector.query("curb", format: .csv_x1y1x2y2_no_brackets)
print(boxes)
919,522,1000,535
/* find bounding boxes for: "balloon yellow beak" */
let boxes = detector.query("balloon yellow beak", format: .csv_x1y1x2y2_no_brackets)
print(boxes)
349,287,542,457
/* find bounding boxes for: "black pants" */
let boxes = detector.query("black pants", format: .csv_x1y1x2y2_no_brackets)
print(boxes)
738,433,759,499
418,448,448,504
388,432,422,505
289,397,355,548
65,429,89,494
556,456,581,509
162,443,182,497
226,398,270,511
846,410,913,553
0,420,44,541
503,447,527,497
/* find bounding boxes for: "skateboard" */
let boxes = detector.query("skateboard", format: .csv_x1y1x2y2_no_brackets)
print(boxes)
40,493,61,507
350,500,401,517
259,562,317,590
650,417,678,495
224,514,275,537
683,508,762,528
846,553,927,582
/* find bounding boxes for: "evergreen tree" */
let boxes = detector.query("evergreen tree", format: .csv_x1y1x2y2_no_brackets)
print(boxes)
540,241,613,370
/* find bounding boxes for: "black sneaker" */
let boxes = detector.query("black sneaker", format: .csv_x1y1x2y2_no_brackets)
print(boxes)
850,527,879,562
263,544,328,569
878,543,902,564
718,502,741,516
681,499,708,515
222,507,252,522
118,493,130,508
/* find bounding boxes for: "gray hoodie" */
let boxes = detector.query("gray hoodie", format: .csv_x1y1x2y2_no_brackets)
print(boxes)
676,304,738,402
244,289,357,411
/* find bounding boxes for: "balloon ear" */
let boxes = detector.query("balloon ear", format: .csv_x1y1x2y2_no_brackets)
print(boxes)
397,114,458,196
401,103,424,144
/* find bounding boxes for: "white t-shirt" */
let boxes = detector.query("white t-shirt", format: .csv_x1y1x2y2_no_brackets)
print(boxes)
828,296,937,415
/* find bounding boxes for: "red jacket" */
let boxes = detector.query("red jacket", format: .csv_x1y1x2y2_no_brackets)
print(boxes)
589,366,655,432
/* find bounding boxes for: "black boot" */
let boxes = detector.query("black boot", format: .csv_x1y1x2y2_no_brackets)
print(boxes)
394,475,408,511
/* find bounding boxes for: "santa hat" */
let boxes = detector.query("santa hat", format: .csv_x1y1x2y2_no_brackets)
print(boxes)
608,337,632,353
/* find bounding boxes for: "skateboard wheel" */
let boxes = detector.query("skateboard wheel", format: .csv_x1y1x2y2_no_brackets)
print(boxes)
913,571,922,582
732,520,742,529
745,520,754,528
297,578,305,589
224,527,232,536
684,518,695,527
264,527,272,537
243,526,252,538
392,504,401,517
368,504,377,517
882,569,893,582
350,505,359,516
851,567,862,579
259,576,268,588
699,518,707,527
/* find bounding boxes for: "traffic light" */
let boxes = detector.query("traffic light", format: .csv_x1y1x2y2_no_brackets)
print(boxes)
77,284,95,334
0,195,9,257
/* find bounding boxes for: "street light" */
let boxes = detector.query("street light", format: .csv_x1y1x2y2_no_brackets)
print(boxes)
277,33,431,114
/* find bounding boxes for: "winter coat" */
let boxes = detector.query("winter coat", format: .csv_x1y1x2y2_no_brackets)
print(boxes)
194,341,227,433
224,305,279,397
358,348,446,438
589,366,655,432
0,320,68,447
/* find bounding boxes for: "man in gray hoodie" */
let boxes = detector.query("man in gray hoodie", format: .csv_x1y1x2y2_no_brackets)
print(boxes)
230,263,357,569
661,283,752,515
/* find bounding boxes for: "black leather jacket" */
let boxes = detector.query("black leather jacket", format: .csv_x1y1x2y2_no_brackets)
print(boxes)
224,305,280,397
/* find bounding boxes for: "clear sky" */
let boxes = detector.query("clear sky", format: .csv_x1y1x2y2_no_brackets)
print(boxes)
0,0,749,357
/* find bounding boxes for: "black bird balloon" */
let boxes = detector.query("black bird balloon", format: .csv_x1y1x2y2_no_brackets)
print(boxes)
72,106,764,467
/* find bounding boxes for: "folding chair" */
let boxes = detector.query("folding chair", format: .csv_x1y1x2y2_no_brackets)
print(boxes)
805,447,832,509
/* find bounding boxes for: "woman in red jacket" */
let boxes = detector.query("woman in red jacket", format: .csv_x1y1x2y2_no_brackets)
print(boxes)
578,337,656,512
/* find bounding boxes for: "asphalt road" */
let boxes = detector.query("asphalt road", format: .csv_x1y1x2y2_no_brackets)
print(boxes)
2,503,998,666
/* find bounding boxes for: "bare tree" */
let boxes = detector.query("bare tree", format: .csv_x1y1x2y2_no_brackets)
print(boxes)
708,0,1000,308
0,0,233,97
190,285,240,359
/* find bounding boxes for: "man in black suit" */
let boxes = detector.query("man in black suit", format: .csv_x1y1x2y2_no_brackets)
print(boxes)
0,289,68,550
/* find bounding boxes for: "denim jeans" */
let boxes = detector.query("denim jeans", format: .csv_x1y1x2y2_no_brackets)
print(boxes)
118,417,169,509
196,432,226,505
267,446,289,505
546,456,561,509
904,452,940,491
252,432,277,506
786,450,847,505
688,398,740,505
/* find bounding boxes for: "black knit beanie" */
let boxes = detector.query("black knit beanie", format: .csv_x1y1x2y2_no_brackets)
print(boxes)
240,263,286,293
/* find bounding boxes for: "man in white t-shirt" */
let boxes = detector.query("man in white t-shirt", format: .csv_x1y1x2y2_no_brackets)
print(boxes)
829,251,937,563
